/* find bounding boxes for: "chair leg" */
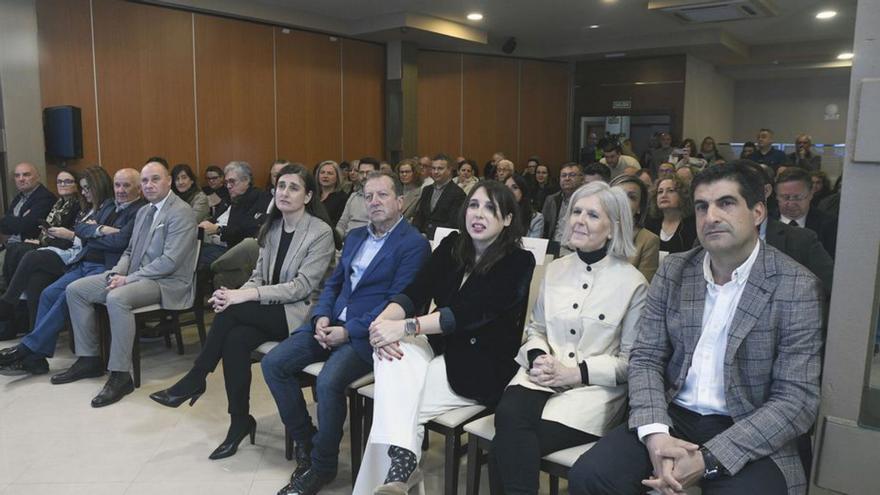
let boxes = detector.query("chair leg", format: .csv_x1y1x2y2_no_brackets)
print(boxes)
444,430,462,495
195,303,206,346
170,311,184,355
349,389,363,485
284,425,293,461
162,312,172,349
548,474,559,495
422,425,430,451
465,437,482,495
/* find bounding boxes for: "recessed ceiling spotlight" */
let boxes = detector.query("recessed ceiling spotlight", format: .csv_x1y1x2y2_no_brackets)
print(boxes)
816,10,837,19
467,12,483,21
589,24,600,29
837,52,854,60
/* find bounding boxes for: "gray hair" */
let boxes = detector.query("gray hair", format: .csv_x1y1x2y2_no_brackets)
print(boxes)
561,181,636,259
224,161,253,185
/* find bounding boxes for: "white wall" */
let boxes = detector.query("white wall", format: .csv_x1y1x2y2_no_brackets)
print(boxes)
683,55,735,143
732,71,851,144
0,0,45,202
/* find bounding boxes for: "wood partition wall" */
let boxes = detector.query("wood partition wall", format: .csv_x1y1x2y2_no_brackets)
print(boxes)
35,0,385,186
417,50,571,174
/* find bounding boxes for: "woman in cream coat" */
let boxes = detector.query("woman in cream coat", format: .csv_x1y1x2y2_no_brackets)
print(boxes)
150,164,336,460
491,181,648,495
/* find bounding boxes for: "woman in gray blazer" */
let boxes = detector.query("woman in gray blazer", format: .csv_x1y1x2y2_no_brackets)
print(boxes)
150,164,336,460
171,163,210,222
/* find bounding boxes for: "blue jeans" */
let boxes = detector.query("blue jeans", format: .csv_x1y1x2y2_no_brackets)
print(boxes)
261,328,372,475
22,262,105,357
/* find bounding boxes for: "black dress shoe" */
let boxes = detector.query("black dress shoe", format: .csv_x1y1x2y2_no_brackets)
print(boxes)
149,383,206,408
277,468,336,495
91,371,134,408
50,356,104,384
0,356,48,376
209,415,257,460
291,437,314,482
0,345,29,366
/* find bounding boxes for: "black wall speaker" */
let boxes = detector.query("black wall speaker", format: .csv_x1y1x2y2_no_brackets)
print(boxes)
43,105,83,162
502,37,517,54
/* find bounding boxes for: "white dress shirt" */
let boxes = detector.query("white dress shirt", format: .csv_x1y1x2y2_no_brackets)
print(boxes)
779,214,806,228
637,240,761,441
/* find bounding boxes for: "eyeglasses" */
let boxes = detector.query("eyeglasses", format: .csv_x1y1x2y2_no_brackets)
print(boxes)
560,173,582,179
206,175,221,181
225,178,239,186
778,193,809,202
57,179,76,185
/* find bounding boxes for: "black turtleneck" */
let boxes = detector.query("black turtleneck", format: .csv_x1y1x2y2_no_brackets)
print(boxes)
576,244,608,266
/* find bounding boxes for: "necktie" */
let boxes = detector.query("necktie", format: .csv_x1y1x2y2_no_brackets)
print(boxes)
129,205,156,271
788,219,799,227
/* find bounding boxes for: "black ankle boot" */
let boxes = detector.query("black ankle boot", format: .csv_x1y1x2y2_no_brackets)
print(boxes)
209,414,256,460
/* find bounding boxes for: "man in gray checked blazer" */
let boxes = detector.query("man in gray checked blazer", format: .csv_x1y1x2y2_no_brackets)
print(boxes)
570,161,824,495
52,158,198,408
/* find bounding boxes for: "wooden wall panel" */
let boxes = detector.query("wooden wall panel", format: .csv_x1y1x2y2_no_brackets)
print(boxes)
417,51,461,158
194,15,275,186
520,60,570,171
462,55,519,166
93,0,195,174
276,29,341,166
36,0,98,176
342,39,384,160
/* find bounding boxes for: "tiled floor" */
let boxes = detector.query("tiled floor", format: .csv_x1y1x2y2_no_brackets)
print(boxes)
0,325,563,494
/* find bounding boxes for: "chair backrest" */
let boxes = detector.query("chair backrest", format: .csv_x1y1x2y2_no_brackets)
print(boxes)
187,227,204,302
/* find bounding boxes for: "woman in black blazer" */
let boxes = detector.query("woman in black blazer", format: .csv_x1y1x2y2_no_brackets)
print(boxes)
352,181,536,494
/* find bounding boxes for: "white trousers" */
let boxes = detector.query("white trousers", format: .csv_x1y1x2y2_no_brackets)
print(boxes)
353,336,477,494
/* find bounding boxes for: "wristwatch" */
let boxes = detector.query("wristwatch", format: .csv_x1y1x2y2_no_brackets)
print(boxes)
699,446,724,480
404,318,417,337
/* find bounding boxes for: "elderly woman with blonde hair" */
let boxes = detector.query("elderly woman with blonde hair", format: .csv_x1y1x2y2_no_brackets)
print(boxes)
490,181,648,495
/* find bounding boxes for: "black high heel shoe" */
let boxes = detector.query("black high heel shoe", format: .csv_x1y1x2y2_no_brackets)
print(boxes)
149,383,206,408
209,415,257,460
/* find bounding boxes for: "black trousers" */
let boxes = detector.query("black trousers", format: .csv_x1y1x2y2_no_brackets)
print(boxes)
490,385,598,495
192,301,289,415
568,404,788,495
1,248,65,329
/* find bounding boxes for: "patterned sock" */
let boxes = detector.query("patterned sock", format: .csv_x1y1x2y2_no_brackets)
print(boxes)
384,445,418,484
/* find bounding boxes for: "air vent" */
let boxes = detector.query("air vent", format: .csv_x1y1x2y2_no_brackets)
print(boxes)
648,0,777,23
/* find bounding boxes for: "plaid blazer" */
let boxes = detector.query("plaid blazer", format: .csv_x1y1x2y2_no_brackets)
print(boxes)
627,242,823,495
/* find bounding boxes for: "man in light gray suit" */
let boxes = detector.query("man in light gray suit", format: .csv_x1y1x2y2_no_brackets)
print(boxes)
52,159,198,408
570,162,824,495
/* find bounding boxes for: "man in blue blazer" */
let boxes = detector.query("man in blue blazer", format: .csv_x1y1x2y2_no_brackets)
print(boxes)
262,171,430,495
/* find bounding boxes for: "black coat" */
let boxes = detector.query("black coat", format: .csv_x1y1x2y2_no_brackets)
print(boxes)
644,215,698,254
412,182,466,238
0,184,57,241
219,186,271,248
394,232,535,406
804,208,837,259
765,218,834,294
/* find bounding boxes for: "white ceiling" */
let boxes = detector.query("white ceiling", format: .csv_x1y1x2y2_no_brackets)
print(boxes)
155,0,857,77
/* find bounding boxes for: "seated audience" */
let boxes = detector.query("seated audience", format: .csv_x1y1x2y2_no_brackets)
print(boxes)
621,140,639,161
699,136,725,165
645,132,673,174
202,165,230,218
739,141,757,160
506,174,544,238
531,163,558,212
676,163,696,184
353,181,535,493
751,128,788,171
411,154,467,239
150,164,337,460
337,158,380,239
774,168,837,257
817,174,842,219
789,134,822,171
0,162,57,281
315,160,349,226
495,159,515,183
198,161,270,270
570,162,824,495
583,162,611,184
611,174,661,282
396,158,423,222
636,169,654,188
657,162,676,178
671,139,707,170
262,171,429,495
599,141,641,178
0,167,145,375
172,163,209,222
644,175,697,254
453,159,479,195
417,156,434,189
52,159,197,408
491,181,647,494
542,163,583,241
339,161,355,194
379,161,393,174
810,170,832,210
